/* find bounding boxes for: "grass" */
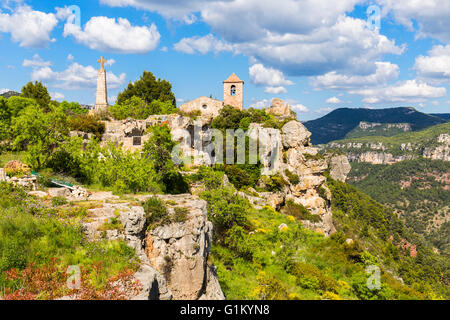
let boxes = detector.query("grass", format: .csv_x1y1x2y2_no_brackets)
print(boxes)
0,182,139,299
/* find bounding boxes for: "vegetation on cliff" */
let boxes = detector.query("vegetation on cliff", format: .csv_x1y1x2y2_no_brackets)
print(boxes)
191,168,449,300
348,159,450,256
0,182,140,299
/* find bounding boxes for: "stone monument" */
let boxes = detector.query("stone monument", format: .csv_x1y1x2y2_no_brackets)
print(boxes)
93,56,108,114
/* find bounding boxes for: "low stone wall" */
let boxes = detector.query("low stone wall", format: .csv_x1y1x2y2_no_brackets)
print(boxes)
5,175,37,190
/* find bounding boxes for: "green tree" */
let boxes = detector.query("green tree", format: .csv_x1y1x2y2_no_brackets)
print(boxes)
117,71,176,106
58,101,88,115
109,97,177,120
144,125,175,175
143,124,188,194
20,81,51,110
6,96,36,118
0,97,10,149
11,104,68,169
68,114,105,139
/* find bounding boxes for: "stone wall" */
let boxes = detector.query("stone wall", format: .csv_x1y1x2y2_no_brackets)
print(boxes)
180,96,224,121
224,81,243,110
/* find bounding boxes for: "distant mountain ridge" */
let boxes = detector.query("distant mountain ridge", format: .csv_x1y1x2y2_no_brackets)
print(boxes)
321,122,450,164
0,90,20,99
304,107,448,145
431,113,450,120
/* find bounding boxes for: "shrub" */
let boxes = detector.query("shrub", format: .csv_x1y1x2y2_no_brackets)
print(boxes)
97,143,162,194
99,217,124,232
251,271,290,300
68,114,105,139
260,174,288,192
4,160,31,177
224,225,253,260
177,109,201,120
143,125,189,194
173,207,188,223
281,199,322,223
290,262,338,293
36,170,54,187
142,197,169,227
200,187,250,238
284,169,300,185
190,166,224,190
59,101,88,116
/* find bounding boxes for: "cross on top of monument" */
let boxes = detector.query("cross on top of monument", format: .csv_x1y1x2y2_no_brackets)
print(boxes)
97,56,107,71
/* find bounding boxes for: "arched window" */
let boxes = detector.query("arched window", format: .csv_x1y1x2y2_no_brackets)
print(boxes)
230,85,236,96
202,104,208,110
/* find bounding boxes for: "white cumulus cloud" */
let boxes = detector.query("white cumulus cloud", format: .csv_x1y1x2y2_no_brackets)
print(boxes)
326,97,344,104
290,103,310,113
23,56,126,90
0,5,58,48
51,92,65,101
63,16,160,54
353,80,447,104
249,64,294,94
378,0,450,43
264,86,288,94
312,62,400,90
22,54,52,68
174,34,233,54
414,45,450,83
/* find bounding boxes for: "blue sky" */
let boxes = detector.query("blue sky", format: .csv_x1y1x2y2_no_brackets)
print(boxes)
1,0,450,120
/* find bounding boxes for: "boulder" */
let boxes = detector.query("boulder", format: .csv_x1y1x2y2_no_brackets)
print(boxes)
132,264,172,300
266,98,292,117
120,206,146,236
88,191,119,201
199,266,226,300
145,195,224,300
248,124,283,174
28,191,48,198
282,120,311,148
327,154,351,182
48,187,71,198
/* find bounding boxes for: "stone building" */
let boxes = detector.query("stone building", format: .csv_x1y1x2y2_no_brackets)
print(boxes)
180,73,244,117
179,96,224,121
223,73,244,110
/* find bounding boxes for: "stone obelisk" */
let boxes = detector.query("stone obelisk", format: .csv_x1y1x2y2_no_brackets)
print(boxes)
94,56,108,114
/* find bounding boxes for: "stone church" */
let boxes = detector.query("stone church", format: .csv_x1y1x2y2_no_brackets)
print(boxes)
180,73,244,119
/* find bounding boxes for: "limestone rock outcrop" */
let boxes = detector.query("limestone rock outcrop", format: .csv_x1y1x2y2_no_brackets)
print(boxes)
326,154,352,182
423,134,450,161
266,98,293,117
79,193,224,300
144,194,224,300
281,120,312,149
251,120,335,235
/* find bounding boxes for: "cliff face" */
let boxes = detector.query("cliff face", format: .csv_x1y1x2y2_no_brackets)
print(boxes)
325,131,450,164
248,121,335,235
82,192,224,300
144,194,224,300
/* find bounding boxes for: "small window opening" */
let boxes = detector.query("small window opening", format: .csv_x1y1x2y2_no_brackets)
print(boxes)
133,137,142,146
202,104,208,109
230,85,236,96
